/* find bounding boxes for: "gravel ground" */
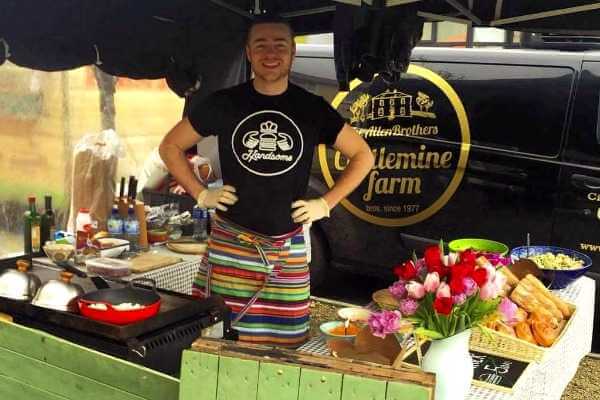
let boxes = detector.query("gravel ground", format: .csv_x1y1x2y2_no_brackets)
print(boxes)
309,299,600,399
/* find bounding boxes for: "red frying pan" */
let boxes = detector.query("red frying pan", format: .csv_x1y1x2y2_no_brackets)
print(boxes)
78,278,161,325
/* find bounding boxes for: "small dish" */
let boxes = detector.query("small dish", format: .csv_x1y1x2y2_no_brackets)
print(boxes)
337,307,372,322
319,321,359,342
96,238,130,258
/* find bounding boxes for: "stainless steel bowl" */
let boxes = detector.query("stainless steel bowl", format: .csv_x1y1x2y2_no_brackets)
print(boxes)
32,271,84,312
0,260,41,301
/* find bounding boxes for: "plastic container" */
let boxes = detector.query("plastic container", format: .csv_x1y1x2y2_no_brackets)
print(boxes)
85,257,131,278
192,206,208,241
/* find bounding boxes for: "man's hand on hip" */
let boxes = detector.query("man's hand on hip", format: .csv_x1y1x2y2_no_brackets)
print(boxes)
291,198,330,224
197,185,238,211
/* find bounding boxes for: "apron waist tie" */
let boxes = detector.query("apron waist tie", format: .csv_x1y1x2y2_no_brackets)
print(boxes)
206,232,285,327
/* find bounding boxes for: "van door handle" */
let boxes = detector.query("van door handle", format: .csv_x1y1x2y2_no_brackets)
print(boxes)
571,174,600,190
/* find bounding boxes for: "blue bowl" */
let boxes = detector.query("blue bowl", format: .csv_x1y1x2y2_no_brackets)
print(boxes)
510,245,592,289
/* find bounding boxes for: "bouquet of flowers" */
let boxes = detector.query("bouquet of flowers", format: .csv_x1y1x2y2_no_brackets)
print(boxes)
369,242,509,340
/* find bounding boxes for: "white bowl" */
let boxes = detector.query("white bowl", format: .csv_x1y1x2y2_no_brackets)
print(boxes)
96,238,130,258
337,307,372,322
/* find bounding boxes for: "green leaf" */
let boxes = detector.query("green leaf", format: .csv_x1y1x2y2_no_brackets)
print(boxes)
415,327,445,340
412,250,419,265
439,239,445,258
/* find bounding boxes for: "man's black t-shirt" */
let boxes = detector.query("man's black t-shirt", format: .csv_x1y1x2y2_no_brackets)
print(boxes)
188,81,345,236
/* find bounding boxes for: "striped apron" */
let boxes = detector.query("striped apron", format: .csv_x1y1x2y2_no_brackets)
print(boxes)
192,215,310,347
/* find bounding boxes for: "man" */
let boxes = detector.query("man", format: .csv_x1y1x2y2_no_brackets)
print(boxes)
159,15,374,347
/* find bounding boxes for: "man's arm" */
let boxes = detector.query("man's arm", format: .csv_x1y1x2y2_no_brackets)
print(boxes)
291,123,373,224
158,118,206,200
322,123,374,209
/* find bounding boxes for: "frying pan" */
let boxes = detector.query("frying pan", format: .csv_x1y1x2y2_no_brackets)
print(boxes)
78,278,161,325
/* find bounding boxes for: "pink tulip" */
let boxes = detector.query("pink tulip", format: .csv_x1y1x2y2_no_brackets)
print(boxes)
406,281,426,299
423,272,440,293
436,282,451,299
463,277,477,296
499,297,518,325
494,271,507,293
479,282,498,300
452,293,467,305
483,264,497,284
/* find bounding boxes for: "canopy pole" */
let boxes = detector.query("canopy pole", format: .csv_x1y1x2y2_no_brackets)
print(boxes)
417,11,472,25
208,0,254,19
253,0,262,15
494,0,504,20
445,0,482,24
492,3,600,26
281,6,336,18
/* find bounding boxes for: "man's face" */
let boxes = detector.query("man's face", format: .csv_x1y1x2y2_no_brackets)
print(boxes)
246,23,295,84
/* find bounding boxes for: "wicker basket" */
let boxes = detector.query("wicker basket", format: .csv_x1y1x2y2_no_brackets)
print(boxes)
469,302,577,362
372,289,400,310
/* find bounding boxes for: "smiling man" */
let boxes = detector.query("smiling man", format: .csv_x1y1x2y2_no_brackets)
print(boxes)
159,14,373,347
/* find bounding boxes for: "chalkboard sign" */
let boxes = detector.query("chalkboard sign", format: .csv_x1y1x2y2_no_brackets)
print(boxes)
403,342,531,392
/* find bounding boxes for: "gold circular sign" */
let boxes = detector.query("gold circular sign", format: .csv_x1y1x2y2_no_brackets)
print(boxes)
318,64,471,227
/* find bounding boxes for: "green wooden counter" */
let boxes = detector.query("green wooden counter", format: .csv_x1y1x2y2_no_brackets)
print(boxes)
0,319,434,400
0,318,178,400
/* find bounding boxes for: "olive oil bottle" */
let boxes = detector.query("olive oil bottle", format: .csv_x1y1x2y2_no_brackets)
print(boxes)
24,196,41,254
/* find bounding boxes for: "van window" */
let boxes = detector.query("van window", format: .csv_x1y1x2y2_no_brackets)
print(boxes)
410,62,574,157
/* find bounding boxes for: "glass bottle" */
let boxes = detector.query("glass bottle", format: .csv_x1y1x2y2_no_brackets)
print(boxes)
41,195,56,245
107,204,124,239
24,196,41,254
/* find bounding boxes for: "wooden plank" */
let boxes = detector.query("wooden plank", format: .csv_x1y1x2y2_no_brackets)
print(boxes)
386,381,433,400
180,350,219,400
192,338,434,387
0,346,147,400
341,375,387,400
298,368,342,400
0,320,178,400
0,374,70,400
217,355,259,400
257,362,301,400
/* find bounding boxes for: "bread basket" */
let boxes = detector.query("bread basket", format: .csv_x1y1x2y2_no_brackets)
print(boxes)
469,302,577,362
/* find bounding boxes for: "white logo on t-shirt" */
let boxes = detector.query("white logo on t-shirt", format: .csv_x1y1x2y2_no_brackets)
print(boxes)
232,111,303,176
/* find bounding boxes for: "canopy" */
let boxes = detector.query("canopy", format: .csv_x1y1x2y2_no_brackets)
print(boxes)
1,1,600,95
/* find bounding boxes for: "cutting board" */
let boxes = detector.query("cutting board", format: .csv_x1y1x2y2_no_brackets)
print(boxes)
129,253,183,273
166,241,207,255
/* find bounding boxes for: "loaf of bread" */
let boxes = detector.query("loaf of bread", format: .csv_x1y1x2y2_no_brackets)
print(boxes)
524,275,573,318
518,278,563,320
497,266,520,288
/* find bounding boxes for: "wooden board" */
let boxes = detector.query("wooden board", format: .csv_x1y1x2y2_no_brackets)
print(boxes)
166,242,207,255
0,319,178,400
180,338,435,400
129,253,183,273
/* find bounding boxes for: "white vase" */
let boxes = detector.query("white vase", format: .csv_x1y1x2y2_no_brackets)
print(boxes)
422,329,473,400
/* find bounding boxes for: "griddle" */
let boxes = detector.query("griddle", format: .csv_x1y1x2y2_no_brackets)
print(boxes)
0,258,227,341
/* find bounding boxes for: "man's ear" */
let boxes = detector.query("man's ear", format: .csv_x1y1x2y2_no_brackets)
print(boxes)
245,44,251,63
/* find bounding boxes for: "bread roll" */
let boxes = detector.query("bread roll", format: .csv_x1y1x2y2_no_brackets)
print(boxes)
524,275,573,318
495,321,516,337
510,284,542,313
515,322,537,345
531,320,560,347
519,279,563,320
497,266,520,288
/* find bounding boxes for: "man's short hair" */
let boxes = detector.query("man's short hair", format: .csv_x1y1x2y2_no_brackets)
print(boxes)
246,13,295,43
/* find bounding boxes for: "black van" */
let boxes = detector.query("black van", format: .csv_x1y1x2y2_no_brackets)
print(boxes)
292,44,600,350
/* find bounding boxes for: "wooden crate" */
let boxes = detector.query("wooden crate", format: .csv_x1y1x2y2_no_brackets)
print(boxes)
0,317,178,400
180,338,435,400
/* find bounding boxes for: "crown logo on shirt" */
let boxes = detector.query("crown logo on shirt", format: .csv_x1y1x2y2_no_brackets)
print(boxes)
260,121,278,135
258,121,278,152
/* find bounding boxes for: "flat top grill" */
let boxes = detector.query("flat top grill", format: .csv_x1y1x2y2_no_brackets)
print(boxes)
0,261,224,342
